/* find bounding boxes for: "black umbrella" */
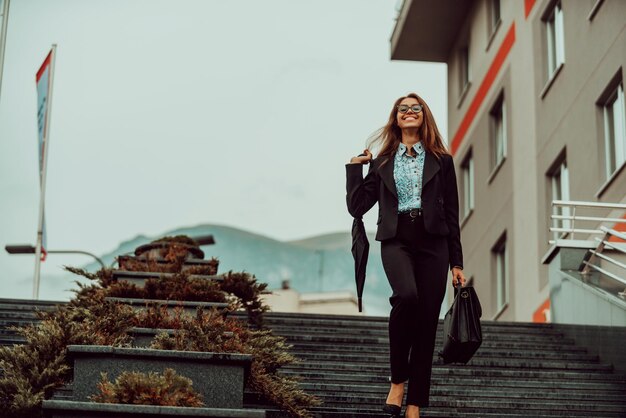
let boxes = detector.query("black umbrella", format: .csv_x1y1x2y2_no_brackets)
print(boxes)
351,217,369,312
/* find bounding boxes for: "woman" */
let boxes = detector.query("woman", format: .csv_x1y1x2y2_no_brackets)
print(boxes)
345,93,466,418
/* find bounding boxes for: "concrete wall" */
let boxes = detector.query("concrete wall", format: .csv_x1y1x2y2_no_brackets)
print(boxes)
443,0,626,322
551,322,626,375
448,0,544,322
261,288,361,315
533,0,626,262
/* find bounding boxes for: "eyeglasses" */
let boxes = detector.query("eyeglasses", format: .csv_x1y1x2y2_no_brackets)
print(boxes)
397,104,423,114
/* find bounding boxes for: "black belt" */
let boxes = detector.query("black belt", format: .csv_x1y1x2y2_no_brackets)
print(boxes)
399,208,423,218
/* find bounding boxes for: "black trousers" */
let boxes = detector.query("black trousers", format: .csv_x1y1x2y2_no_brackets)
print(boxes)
381,212,449,407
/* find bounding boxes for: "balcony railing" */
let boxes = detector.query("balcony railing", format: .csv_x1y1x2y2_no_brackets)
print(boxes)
549,200,626,300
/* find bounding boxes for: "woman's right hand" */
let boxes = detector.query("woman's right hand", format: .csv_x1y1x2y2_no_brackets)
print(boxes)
349,149,373,164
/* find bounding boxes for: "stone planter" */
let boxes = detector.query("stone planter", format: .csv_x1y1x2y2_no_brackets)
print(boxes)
112,270,225,289
117,255,219,275
42,400,266,417
130,327,176,347
130,327,234,348
135,242,205,261
105,297,230,316
67,345,252,409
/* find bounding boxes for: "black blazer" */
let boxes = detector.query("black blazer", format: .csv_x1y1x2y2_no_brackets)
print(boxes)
345,151,463,270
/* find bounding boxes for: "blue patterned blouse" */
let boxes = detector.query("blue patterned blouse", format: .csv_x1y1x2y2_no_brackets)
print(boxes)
393,141,426,213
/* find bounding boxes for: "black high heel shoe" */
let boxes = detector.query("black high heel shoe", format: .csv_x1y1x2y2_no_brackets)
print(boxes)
382,403,402,417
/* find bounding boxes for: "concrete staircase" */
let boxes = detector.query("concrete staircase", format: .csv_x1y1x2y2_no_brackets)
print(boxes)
1,298,626,417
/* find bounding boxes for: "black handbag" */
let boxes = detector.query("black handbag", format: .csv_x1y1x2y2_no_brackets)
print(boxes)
438,284,483,364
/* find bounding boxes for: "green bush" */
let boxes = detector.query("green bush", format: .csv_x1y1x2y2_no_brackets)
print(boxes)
220,271,269,328
150,308,320,418
106,270,266,327
0,258,318,418
91,368,203,407
107,274,228,304
0,283,134,418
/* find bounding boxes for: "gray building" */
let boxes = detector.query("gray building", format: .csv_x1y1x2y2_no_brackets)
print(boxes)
391,0,626,322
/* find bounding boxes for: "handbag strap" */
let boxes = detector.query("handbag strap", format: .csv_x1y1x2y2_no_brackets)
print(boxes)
453,281,461,295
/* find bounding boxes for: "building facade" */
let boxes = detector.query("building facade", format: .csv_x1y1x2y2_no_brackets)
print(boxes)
261,280,362,315
391,0,626,322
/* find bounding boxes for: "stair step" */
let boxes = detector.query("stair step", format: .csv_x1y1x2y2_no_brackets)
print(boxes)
429,398,626,413
273,328,573,343
0,318,40,326
282,361,620,378
268,316,562,335
279,370,626,389
0,300,59,312
285,336,585,352
315,395,626,412
288,352,610,370
262,317,564,332
259,311,559,329
2,300,626,418
308,405,626,418
295,383,626,403
286,346,596,361
0,336,26,345
0,311,44,320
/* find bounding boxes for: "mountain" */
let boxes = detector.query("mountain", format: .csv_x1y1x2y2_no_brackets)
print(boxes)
32,223,456,317
71,224,393,316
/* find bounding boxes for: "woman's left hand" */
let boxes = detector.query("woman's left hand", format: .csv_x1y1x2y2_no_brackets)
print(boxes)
451,267,466,287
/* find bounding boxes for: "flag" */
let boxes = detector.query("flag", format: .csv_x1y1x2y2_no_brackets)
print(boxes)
36,49,53,262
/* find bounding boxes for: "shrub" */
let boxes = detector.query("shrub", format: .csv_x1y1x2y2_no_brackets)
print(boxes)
119,257,219,275
106,274,228,304
0,286,134,418
0,242,316,418
144,274,227,303
133,305,188,330
91,368,203,407
146,236,202,263
150,309,320,418
105,270,265,327
220,271,269,327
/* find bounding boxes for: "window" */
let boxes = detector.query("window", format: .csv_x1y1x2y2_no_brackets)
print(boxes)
548,158,570,240
461,151,474,218
544,1,565,78
492,234,508,314
602,82,626,179
490,93,506,171
489,0,501,35
459,46,470,94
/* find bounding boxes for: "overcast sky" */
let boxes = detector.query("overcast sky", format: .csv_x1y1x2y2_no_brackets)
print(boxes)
0,0,447,300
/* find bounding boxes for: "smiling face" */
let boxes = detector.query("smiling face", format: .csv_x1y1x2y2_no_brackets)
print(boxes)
396,97,424,130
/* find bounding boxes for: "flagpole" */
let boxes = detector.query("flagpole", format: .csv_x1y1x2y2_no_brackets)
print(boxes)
33,44,56,300
0,0,10,101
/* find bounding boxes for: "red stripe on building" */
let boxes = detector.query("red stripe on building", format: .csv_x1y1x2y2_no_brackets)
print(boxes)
532,298,550,323
450,22,516,156
608,213,626,243
524,0,537,19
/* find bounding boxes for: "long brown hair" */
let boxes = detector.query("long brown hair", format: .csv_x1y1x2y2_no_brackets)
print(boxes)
367,93,449,166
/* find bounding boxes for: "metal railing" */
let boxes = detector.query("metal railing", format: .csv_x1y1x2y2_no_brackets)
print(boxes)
549,200,626,300
580,226,626,299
